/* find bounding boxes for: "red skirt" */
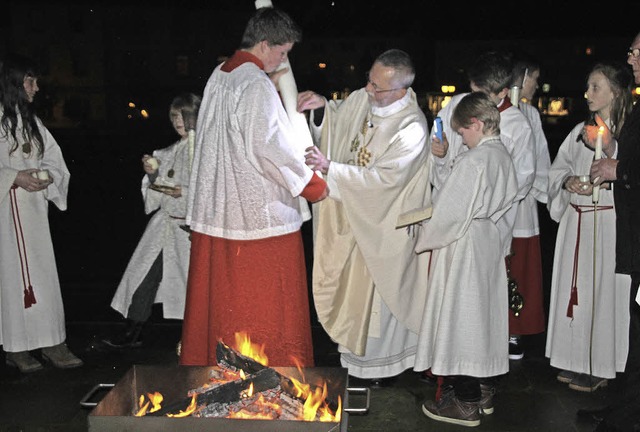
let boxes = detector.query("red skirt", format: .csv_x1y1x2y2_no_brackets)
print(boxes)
179,231,314,367
508,235,546,335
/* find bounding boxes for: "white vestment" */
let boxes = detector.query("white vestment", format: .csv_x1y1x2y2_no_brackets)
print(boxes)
311,88,431,378
110,138,192,320
431,93,535,256
0,116,70,352
545,122,630,378
414,137,518,377
512,102,551,238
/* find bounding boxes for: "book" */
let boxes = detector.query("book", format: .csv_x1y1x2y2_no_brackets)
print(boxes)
396,206,433,228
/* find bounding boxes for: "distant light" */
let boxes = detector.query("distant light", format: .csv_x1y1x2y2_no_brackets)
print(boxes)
585,47,593,55
441,85,456,93
542,83,551,93
634,87,640,95
127,114,132,119
128,102,136,108
318,63,327,69
349,65,355,71
140,109,149,118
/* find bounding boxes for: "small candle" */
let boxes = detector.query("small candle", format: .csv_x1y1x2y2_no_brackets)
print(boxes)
595,126,604,159
147,157,159,170
592,126,604,203
37,170,50,180
188,130,195,170
510,86,520,107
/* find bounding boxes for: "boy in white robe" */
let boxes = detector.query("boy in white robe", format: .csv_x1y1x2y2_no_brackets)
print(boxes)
415,92,518,427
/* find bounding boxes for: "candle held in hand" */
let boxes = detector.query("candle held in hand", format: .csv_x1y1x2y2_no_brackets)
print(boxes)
592,126,604,203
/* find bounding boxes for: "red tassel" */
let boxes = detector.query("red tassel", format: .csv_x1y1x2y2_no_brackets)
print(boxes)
435,376,445,401
28,285,36,305
566,285,578,318
24,288,33,308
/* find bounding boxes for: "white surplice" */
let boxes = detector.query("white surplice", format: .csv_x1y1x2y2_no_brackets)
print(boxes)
545,122,630,378
311,88,431,378
414,137,518,377
0,116,70,352
430,93,535,257
110,138,192,320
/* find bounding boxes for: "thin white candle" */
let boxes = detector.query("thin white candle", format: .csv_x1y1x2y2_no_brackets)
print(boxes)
592,126,604,203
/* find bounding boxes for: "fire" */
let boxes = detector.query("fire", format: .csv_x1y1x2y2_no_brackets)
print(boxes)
234,331,268,366
134,392,163,416
135,332,341,422
167,394,197,418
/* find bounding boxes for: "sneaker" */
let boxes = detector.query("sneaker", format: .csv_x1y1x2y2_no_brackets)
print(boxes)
102,321,144,348
568,374,608,392
479,383,496,415
41,343,83,369
509,336,524,360
5,351,44,373
422,394,481,427
557,369,578,384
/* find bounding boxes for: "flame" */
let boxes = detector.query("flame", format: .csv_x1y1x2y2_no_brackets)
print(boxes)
234,332,268,366
167,394,197,418
134,392,163,416
134,333,341,422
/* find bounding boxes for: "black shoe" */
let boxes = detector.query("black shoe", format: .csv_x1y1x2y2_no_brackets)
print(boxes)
102,321,144,348
509,335,524,360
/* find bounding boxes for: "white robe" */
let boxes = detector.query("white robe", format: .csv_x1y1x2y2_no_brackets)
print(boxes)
311,88,431,378
414,137,518,377
512,102,551,238
431,93,535,256
110,138,192,320
0,116,70,352
545,122,630,378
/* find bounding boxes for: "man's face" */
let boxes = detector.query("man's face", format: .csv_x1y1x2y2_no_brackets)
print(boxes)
627,35,640,85
261,42,294,74
365,63,407,108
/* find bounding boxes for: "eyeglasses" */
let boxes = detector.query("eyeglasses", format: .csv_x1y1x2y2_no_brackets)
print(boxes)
365,72,403,94
627,48,640,59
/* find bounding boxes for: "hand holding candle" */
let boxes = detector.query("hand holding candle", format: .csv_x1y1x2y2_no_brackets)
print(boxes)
592,126,604,203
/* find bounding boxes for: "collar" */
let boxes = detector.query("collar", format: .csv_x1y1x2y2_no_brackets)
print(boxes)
221,50,264,72
371,89,412,117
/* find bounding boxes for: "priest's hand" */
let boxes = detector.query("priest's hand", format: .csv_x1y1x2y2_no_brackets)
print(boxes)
305,145,330,175
14,169,51,192
142,154,159,174
297,91,326,112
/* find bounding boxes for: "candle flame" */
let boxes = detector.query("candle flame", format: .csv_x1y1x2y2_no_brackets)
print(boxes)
598,126,605,134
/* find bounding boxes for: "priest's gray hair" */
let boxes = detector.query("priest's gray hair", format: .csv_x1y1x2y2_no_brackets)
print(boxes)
374,49,415,89
451,92,501,135
240,7,302,49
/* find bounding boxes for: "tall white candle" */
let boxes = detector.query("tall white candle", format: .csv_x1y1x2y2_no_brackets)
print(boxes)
188,130,195,170
592,126,604,203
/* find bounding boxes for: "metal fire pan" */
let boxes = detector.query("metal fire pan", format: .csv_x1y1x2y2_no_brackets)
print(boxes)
86,364,361,432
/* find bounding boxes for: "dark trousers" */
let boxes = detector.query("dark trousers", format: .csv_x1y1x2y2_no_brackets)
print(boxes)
600,273,640,430
126,252,163,322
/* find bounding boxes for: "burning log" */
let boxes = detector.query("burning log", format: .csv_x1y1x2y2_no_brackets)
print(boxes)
216,341,341,414
147,367,280,417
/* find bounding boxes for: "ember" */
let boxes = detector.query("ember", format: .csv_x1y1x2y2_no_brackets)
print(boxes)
136,333,341,423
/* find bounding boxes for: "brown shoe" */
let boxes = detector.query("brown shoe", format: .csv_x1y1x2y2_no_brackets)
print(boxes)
568,374,608,392
479,383,496,415
422,393,481,427
41,343,83,369
5,351,44,373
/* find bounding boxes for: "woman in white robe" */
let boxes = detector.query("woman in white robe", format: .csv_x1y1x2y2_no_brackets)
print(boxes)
0,53,81,373
545,63,632,391
415,92,518,427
